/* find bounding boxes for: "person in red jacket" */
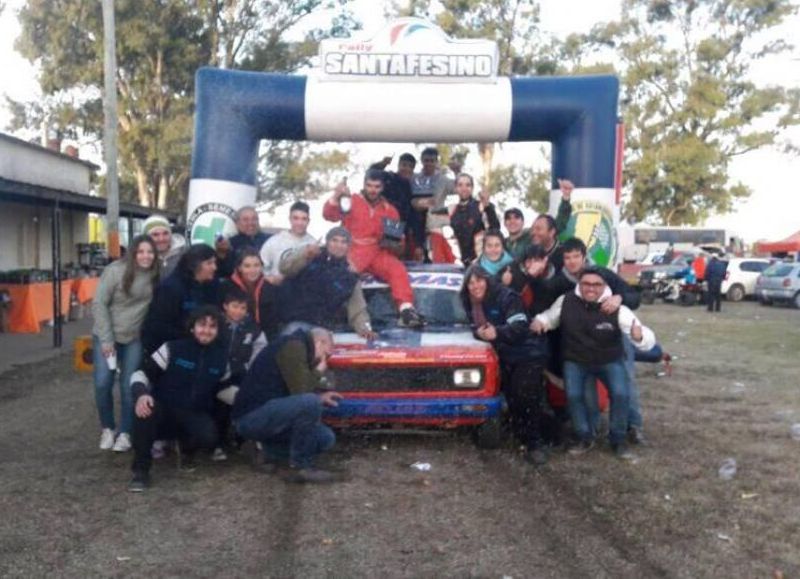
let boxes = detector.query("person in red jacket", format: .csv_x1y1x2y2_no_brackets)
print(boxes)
323,170,425,328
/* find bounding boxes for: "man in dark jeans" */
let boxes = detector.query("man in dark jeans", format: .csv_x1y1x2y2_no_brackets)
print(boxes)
532,268,656,460
705,255,728,312
128,306,229,491
232,327,343,483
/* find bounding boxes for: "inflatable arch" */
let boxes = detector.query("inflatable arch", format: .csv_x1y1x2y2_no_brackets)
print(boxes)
188,18,620,265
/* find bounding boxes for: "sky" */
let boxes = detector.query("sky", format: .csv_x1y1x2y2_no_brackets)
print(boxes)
0,0,798,243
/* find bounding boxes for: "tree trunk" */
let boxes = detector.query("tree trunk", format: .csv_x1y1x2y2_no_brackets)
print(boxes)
478,142,495,191
157,175,169,210
136,166,150,207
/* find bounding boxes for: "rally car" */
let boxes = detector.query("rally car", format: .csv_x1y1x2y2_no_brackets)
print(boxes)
324,264,503,448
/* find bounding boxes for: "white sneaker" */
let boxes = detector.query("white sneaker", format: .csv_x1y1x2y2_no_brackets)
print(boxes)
99,428,115,450
113,432,132,453
211,447,228,462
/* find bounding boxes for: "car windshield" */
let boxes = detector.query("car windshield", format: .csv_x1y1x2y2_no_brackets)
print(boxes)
362,286,469,330
763,264,794,277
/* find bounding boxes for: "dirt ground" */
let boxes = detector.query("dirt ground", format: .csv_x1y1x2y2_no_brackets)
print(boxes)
0,301,798,578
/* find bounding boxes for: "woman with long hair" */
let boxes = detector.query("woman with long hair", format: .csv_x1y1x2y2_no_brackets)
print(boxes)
140,243,221,356
92,235,160,452
220,247,278,338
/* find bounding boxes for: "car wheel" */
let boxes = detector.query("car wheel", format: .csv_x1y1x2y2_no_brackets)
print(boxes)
679,291,698,306
641,289,655,305
794,292,800,309
727,284,745,302
472,417,504,450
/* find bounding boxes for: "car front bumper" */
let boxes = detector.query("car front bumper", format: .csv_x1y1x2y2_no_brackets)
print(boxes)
757,288,795,301
324,395,502,425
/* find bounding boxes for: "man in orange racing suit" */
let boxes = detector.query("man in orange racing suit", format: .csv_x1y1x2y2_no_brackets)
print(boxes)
323,169,425,328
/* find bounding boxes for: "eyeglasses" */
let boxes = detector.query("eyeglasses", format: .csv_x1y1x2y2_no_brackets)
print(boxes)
579,281,605,289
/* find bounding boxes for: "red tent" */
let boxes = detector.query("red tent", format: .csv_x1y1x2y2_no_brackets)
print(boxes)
756,231,800,254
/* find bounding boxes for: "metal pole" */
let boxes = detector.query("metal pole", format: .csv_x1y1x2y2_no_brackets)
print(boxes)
52,199,62,348
102,0,120,260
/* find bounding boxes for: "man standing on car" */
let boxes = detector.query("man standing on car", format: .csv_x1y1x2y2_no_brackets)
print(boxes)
705,255,728,313
277,226,376,340
232,326,343,483
323,170,425,328
449,173,500,265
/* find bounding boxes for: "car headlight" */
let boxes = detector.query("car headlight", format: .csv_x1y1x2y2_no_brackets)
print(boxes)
453,368,482,388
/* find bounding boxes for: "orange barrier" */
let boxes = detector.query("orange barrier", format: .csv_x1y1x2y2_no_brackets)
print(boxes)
72,277,100,304
0,282,73,334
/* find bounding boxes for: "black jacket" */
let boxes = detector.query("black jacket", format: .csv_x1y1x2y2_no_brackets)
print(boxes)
133,337,227,413
141,273,221,354
560,291,623,366
460,279,548,364
220,317,264,385
277,249,358,328
450,199,500,265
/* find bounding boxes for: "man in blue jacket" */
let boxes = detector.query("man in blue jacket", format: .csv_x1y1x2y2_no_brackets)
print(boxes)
705,255,728,313
128,306,229,491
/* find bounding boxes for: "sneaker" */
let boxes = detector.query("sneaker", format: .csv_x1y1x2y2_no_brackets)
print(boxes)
112,433,132,453
524,447,549,466
567,440,595,456
627,426,647,446
612,442,636,461
211,447,228,462
99,428,116,450
399,307,426,328
127,471,150,492
151,440,166,460
283,467,340,484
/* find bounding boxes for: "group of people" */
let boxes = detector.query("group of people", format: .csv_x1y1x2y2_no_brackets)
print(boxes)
90,146,660,492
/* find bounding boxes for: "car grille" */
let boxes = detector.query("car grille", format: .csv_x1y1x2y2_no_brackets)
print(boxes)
331,367,469,392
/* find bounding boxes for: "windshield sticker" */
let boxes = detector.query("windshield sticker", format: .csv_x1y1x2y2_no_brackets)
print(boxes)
362,272,463,290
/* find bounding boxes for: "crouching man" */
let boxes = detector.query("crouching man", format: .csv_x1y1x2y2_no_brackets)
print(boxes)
128,306,229,491
531,267,656,460
232,327,343,483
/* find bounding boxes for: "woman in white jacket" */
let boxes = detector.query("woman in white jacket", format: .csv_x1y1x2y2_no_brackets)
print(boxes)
92,235,160,452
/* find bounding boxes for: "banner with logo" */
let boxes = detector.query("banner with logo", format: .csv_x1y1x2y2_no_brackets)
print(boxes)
186,179,256,246
550,188,619,267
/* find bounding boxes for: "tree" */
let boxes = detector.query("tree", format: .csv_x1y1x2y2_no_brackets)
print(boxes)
11,0,356,210
575,0,799,225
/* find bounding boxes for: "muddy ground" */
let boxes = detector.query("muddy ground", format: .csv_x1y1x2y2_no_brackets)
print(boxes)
0,302,798,578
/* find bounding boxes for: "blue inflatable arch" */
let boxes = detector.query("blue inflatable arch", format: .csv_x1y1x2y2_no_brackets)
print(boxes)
187,23,619,263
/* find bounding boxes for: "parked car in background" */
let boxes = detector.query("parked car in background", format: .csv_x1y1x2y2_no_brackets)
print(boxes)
756,262,800,308
721,258,772,301
637,250,701,289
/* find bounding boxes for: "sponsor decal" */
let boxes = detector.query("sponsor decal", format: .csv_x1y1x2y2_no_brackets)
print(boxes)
362,272,463,290
187,202,237,246
561,200,618,267
318,18,498,83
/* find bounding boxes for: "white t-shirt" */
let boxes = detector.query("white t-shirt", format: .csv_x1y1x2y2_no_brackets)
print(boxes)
259,230,317,275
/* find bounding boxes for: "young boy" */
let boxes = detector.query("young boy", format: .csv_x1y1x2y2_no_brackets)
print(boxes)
129,306,230,491
213,286,267,460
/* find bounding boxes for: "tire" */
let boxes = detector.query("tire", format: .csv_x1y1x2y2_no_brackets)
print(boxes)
679,291,698,306
641,289,655,305
472,417,503,450
794,292,800,309
727,284,745,302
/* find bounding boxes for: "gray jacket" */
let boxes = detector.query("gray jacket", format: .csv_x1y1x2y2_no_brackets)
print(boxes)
92,260,157,346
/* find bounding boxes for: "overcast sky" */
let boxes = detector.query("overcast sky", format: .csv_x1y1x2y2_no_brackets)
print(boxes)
1,0,798,242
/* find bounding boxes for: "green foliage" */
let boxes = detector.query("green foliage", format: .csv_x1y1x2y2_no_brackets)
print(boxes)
578,0,799,225
11,0,356,209
259,142,350,206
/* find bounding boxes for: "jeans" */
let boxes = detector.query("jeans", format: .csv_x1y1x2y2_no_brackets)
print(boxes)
585,337,645,433
564,359,629,445
92,335,142,434
707,282,722,312
234,393,335,469
131,402,218,473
